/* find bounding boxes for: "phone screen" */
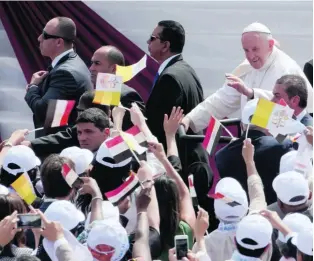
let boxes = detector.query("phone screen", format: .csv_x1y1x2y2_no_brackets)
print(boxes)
176,238,188,259
17,214,42,228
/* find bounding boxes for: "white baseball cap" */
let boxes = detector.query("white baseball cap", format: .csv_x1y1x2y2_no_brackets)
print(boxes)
280,151,297,174
87,220,129,261
3,145,41,175
243,22,271,34
85,200,120,228
292,225,313,256
273,171,309,206
214,178,248,222
44,229,93,261
95,139,132,168
44,200,85,231
241,99,258,124
278,213,312,242
60,146,94,175
236,214,273,250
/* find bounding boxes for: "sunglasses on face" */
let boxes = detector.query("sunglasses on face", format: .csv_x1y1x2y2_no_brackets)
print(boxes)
149,35,161,42
42,30,73,42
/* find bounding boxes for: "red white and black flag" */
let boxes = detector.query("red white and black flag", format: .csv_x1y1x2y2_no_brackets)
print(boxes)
44,100,75,128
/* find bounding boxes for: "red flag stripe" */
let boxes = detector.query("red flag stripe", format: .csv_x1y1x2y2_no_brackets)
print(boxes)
105,174,137,198
105,135,124,148
203,117,216,147
60,100,75,126
125,126,141,136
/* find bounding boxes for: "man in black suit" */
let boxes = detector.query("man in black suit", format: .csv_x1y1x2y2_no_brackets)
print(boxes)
25,17,92,138
89,45,145,130
146,20,209,173
271,74,313,126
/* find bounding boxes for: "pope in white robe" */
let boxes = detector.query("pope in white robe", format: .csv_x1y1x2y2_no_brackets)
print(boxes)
182,22,313,133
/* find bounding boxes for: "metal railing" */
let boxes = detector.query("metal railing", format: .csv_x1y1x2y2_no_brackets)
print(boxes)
177,118,242,171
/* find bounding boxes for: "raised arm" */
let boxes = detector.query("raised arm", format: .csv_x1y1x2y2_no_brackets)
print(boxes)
148,142,196,230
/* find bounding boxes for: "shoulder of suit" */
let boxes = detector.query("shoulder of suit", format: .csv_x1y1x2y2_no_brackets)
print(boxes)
121,84,139,95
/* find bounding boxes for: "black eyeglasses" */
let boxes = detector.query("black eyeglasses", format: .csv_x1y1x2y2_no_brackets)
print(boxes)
42,30,73,42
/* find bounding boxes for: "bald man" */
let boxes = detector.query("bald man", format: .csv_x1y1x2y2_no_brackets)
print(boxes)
89,46,145,130
25,17,92,138
181,22,313,133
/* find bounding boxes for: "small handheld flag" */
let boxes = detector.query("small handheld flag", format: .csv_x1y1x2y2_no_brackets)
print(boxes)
188,174,198,207
116,55,147,83
208,192,241,207
105,173,140,206
44,100,75,129
11,173,36,205
203,116,223,156
93,73,122,106
62,163,83,189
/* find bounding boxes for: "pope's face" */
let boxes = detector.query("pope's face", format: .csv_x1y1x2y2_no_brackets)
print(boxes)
241,32,273,69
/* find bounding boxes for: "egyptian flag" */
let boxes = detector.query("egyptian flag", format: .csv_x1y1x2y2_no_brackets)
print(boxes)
125,126,148,148
44,100,75,128
188,174,198,207
125,125,148,161
105,135,133,163
208,192,241,207
62,163,82,189
202,116,222,156
104,173,140,206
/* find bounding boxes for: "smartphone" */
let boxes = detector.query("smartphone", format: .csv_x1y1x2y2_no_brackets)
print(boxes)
17,214,42,229
175,235,188,260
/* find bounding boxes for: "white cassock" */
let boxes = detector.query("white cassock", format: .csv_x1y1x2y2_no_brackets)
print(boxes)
187,46,313,133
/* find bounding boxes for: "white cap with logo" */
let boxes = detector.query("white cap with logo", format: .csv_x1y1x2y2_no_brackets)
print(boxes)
272,171,309,206
214,178,248,222
60,146,94,175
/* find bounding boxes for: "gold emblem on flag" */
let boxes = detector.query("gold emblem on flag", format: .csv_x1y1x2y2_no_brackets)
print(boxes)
271,110,289,128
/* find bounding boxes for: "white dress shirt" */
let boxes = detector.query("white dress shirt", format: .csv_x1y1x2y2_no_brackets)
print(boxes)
158,53,181,75
51,48,74,68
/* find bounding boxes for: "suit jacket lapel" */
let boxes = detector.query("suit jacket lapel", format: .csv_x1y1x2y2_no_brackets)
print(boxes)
42,52,76,94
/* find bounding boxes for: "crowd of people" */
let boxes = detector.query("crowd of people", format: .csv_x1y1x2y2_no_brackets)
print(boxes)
0,15,312,261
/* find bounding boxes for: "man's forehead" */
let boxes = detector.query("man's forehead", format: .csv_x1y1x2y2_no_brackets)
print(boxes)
153,26,163,35
242,32,267,44
92,48,110,61
77,122,97,130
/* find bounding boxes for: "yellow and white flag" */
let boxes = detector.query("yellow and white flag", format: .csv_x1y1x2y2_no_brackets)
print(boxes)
116,55,147,83
93,73,122,106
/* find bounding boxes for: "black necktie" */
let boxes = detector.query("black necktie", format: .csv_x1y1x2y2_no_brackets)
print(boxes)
47,65,53,72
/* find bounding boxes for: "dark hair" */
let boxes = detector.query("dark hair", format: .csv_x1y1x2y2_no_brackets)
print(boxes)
56,17,76,47
77,91,110,116
17,255,41,261
0,194,26,258
236,241,268,258
77,162,131,215
276,75,308,108
158,20,185,53
106,46,125,66
154,175,180,249
76,108,110,131
40,154,74,198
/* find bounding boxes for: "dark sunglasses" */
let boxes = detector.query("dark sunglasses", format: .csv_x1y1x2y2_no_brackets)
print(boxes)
149,35,161,42
42,30,73,42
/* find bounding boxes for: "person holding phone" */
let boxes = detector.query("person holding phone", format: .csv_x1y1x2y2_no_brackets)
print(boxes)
0,194,33,260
